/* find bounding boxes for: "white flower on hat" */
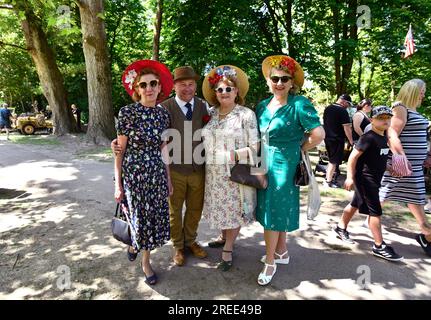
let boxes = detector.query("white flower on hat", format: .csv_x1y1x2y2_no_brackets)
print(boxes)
125,69,138,90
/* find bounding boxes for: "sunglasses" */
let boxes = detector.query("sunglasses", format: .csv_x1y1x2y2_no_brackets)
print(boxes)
215,86,234,94
137,80,159,89
270,76,292,84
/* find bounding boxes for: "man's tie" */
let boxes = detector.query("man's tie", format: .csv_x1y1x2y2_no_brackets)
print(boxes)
185,102,193,121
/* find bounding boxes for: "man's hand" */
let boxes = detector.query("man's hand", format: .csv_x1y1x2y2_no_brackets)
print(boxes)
344,178,355,191
111,138,122,155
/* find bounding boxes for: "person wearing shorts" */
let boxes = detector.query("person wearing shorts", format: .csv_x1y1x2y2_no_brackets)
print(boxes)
323,94,354,188
332,106,403,262
0,103,12,140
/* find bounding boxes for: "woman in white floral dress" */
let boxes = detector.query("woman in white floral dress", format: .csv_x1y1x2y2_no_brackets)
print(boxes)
201,65,259,271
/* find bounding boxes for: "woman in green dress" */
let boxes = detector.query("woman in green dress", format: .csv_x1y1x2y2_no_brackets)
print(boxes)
256,55,325,286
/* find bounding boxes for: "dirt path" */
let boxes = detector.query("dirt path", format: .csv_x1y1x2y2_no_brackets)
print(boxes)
0,134,430,300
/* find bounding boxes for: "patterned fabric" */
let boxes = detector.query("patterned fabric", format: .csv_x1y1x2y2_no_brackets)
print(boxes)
379,108,428,205
116,102,171,251
255,95,321,232
202,105,258,230
185,102,193,121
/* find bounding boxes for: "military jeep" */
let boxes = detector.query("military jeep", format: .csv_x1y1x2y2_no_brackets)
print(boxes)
16,113,54,135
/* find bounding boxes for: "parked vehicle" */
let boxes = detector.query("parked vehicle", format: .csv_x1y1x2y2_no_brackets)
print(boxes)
16,112,53,135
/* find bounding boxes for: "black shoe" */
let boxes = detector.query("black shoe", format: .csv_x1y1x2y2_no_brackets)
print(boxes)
208,237,226,248
333,226,355,244
372,242,404,261
217,250,233,271
415,234,431,257
127,246,138,261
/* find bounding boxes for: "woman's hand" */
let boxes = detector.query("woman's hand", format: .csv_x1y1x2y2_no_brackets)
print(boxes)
111,139,122,155
344,178,355,191
115,185,124,203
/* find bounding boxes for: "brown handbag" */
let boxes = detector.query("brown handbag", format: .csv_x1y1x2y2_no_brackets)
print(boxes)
230,164,268,189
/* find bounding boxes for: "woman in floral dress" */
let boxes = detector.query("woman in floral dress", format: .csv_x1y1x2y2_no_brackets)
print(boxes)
201,65,258,271
114,60,174,285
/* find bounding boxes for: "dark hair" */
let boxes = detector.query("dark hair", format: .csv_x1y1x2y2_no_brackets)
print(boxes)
132,68,162,102
357,98,372,110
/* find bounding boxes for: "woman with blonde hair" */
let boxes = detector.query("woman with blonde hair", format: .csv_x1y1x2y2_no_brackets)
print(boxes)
379,78,431,257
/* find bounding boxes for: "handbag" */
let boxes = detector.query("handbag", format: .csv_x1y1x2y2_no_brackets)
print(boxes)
298,150,321,220
230,163,268,189
294,152,310,187
390,153,412,177
229,147,268,189
111,203,132,246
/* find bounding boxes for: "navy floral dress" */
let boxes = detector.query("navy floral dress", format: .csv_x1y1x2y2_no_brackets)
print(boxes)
117,102,171,252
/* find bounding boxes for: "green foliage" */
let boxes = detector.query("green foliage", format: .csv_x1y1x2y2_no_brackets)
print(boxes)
1,0,430,121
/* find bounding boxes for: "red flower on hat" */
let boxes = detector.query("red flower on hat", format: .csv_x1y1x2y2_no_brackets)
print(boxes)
269,56,296,77
208,74,223,87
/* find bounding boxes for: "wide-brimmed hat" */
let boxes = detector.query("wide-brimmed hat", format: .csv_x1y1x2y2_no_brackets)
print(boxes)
122,60,174,100
173,66,200,82
202,65,249,106
371,106,393,118
262,55,304,88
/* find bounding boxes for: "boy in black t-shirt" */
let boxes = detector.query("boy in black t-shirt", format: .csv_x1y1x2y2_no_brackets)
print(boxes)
333,106,403,262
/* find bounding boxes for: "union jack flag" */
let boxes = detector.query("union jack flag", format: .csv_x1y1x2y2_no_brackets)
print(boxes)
403,24,416,59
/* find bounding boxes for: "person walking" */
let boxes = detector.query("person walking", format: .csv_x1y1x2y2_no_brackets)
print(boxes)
323,94,354,188
0,103,12,140
379,79,431,257
333,106,404,261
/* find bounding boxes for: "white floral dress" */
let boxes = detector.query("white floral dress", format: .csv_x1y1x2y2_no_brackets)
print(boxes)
202,105,259,230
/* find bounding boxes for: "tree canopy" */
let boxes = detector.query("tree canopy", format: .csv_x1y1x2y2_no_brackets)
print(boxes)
1,0,430,139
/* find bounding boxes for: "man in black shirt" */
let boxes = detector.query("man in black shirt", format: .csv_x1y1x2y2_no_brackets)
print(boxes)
333,106,403,261
323,94,354,187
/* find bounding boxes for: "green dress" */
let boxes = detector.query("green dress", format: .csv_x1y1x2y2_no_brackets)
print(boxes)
256,95,321,232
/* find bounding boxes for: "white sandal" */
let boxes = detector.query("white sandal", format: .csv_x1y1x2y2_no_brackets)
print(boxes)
257,262,277,286
260,250,290,265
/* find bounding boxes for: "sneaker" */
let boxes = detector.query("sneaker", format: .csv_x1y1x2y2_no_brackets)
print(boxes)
333,225,355,244
323,180,340,188
372,242,404,261
415,234,431,257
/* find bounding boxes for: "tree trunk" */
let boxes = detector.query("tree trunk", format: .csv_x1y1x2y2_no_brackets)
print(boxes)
357,52,363,99
264,0,283,53
340,0,358,94
77,0,116,145
332,1,342,95
332,0,358,96
284,0,296,59
365,65,375,98
152,0,163,61
18,5,76,135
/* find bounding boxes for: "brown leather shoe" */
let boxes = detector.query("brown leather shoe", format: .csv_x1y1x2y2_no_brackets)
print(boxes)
188,242,208,259
173,249,185,266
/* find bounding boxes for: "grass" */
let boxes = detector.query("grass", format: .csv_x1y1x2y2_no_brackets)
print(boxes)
8,135,61,145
